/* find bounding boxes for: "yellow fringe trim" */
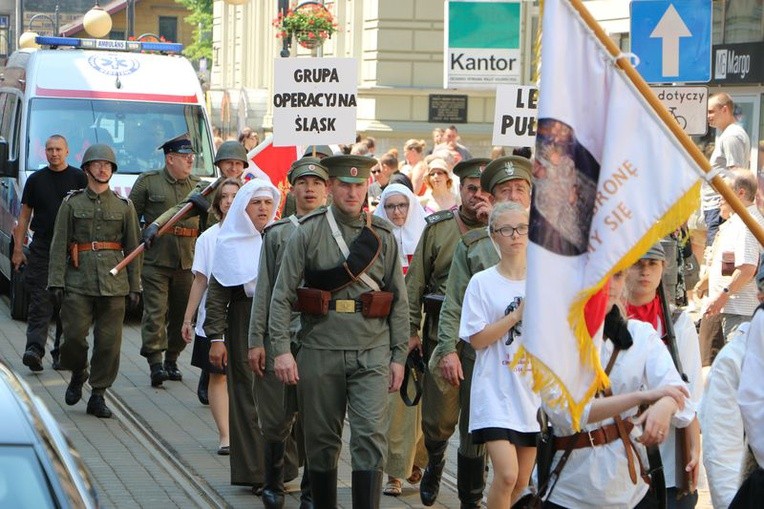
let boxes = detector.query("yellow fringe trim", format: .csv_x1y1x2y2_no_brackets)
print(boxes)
514,181,701,431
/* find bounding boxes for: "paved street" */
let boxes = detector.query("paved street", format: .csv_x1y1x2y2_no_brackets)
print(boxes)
0,295,714,508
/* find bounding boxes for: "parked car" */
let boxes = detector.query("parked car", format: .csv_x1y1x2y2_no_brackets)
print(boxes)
0,360,99,508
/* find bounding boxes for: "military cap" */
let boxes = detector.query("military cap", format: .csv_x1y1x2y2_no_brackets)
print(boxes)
288,157,329,184
481,155,532,193
215,140,249,167
303,145,334,159
641,242,666,261
158,133,195,154
453,157,491,181
322,155,376,184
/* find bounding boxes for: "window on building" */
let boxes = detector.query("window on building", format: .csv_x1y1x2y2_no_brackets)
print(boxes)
158,16,177,42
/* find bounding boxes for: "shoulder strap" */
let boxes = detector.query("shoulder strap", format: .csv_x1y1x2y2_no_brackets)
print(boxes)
288,215,299,227
326,206,380,292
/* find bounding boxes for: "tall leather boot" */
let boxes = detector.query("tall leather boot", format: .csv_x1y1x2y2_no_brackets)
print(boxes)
299,469,313,509
262,441,286,509
351,470,383,509
420,439,448,506
457,453,486,509
308,470,337,509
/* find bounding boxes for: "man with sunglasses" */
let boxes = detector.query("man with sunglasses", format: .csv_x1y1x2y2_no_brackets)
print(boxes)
425,155,532,507
129,133,204,387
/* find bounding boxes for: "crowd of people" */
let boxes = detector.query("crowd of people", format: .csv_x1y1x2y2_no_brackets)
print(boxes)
13,93,764,509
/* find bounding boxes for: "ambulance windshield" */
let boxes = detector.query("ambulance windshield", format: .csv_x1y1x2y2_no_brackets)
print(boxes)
26,99,215,176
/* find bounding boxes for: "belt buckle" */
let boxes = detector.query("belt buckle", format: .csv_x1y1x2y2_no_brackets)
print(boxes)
587,430,595,448
91,241,99,251
173,226,181,235
335,300,355,313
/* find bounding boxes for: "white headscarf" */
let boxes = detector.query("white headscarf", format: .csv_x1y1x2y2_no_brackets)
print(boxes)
212,178,281,295
373,183,427,271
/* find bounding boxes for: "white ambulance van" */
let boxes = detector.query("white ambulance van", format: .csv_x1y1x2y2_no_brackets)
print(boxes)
0,36,216,319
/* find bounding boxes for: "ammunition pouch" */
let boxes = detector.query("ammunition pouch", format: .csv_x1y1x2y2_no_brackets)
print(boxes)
294,287,330,316
304,226,381,292
68,243,79,268
360,291,393,318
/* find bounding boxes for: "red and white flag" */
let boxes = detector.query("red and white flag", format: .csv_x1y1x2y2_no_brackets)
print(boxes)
517,0,702,429
246,136,300,213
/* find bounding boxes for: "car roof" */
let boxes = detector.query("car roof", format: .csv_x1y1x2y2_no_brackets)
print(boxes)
0,365,39,446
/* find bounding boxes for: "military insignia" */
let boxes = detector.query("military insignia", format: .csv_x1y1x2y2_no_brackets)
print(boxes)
504,162,515,176
350,167,358,177
479,164,486,173
308,164,316,170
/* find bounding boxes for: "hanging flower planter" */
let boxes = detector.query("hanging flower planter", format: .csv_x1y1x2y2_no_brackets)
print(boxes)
273,2,338,50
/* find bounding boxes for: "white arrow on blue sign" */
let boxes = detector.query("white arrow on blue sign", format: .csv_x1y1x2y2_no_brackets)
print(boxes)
630,0,712,84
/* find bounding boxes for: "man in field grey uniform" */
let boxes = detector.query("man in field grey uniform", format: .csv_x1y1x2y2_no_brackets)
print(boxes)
248,157,329,508
269,155,408,508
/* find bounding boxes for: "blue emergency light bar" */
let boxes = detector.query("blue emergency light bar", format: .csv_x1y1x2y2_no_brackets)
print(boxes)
34,36,184,54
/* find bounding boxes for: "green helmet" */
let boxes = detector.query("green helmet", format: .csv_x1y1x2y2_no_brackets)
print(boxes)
214,141,249,168
81,144,118,172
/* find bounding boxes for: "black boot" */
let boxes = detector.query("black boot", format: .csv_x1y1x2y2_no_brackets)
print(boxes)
197,369,209,405
308,470,337,509
262,441,286,509
86,393,113,418
457,453,486,509
164,360,182,381
351,470,382,509
150,363,167,387
65,369,89,405
420,439,448,506
299,469,313,509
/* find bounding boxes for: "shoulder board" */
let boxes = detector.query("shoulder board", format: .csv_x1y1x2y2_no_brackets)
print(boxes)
63,189,85,202
264,217,293,232
142,169,161,177
425,209,454,225
370,215,393,232
298,206,328,224
111,190,130,203
462,227,489,246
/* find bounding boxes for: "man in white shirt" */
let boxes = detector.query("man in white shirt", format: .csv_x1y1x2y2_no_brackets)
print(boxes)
702,93,750,247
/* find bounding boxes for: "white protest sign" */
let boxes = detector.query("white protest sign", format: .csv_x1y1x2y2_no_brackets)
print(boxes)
492,85,538,146
650,85,708,136
272,58,357,147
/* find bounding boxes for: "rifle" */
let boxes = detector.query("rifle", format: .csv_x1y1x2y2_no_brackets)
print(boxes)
109,176,225,276
657,282,693,501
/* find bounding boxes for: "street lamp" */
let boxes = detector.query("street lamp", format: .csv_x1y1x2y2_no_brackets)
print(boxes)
83,1,112,39
19,10,60,49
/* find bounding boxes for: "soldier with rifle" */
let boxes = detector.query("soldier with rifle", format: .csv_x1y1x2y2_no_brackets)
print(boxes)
626,243,703,509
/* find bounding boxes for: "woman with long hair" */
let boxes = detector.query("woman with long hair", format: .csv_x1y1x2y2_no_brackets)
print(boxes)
420,157,459,215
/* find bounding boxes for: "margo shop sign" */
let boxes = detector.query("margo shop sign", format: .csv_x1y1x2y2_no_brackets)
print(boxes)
711,42,764,85
272,58,358,146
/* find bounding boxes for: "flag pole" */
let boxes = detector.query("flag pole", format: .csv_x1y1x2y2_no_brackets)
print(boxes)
564,0,764,247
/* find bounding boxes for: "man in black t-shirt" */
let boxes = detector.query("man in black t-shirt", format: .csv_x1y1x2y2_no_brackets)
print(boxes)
14,135,87,371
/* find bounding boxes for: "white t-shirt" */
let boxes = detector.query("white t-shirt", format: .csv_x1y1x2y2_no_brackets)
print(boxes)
739,308,764,468
459,266,540,433
190,223,220,338
709,204,764,316
701,122,750,211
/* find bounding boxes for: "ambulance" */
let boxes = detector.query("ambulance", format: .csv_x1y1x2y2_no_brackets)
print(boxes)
0,36,216,319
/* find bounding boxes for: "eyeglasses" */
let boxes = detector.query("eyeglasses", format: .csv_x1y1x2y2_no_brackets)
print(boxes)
384,203,409,212
172,153,195,160
371,168,382,174
88,161,112,170
491,224,529,237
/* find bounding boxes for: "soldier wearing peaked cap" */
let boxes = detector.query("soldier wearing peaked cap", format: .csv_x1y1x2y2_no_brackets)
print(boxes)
129,133,203,387
248,156,329,508
281,146,334,218
428,155,532,507
268,155,409,508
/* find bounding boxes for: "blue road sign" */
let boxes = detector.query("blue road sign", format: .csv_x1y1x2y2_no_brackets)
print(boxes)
630,0,712,83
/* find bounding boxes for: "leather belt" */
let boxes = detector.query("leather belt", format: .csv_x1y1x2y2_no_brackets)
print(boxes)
76,242,123,252
553,420,634,451
171,226,199,237
328,299,362,313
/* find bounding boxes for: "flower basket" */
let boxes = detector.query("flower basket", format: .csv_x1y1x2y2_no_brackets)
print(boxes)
273,2,338,50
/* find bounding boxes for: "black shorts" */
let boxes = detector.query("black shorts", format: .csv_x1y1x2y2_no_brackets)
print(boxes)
190,335,226,375
471,427,538,447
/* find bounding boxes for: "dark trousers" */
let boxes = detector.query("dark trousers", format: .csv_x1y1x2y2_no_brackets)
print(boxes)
704,208,722,247
139,264,192,365
24,244,59,356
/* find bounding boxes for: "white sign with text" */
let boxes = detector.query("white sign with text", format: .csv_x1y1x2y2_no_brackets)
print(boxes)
650,85,709,136
492,85,538,146
272,58,357,147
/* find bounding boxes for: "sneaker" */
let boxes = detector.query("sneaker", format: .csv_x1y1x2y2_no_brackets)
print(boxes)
22,347,43,372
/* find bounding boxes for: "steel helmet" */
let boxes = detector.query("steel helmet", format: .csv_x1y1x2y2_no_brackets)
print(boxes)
81,144,118,172
214,141,249,168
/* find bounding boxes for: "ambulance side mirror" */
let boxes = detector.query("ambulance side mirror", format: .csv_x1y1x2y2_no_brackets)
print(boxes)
0,139,14,177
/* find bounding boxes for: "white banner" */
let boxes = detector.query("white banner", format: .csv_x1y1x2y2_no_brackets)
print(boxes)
492,85,538,146
272,58,357,147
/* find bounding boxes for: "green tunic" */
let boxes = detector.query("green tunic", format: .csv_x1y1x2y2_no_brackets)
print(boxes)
48,187,141,391
268,206,409,472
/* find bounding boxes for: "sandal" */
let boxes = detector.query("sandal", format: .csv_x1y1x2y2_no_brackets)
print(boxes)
383,477,402,497
407,465,423,484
